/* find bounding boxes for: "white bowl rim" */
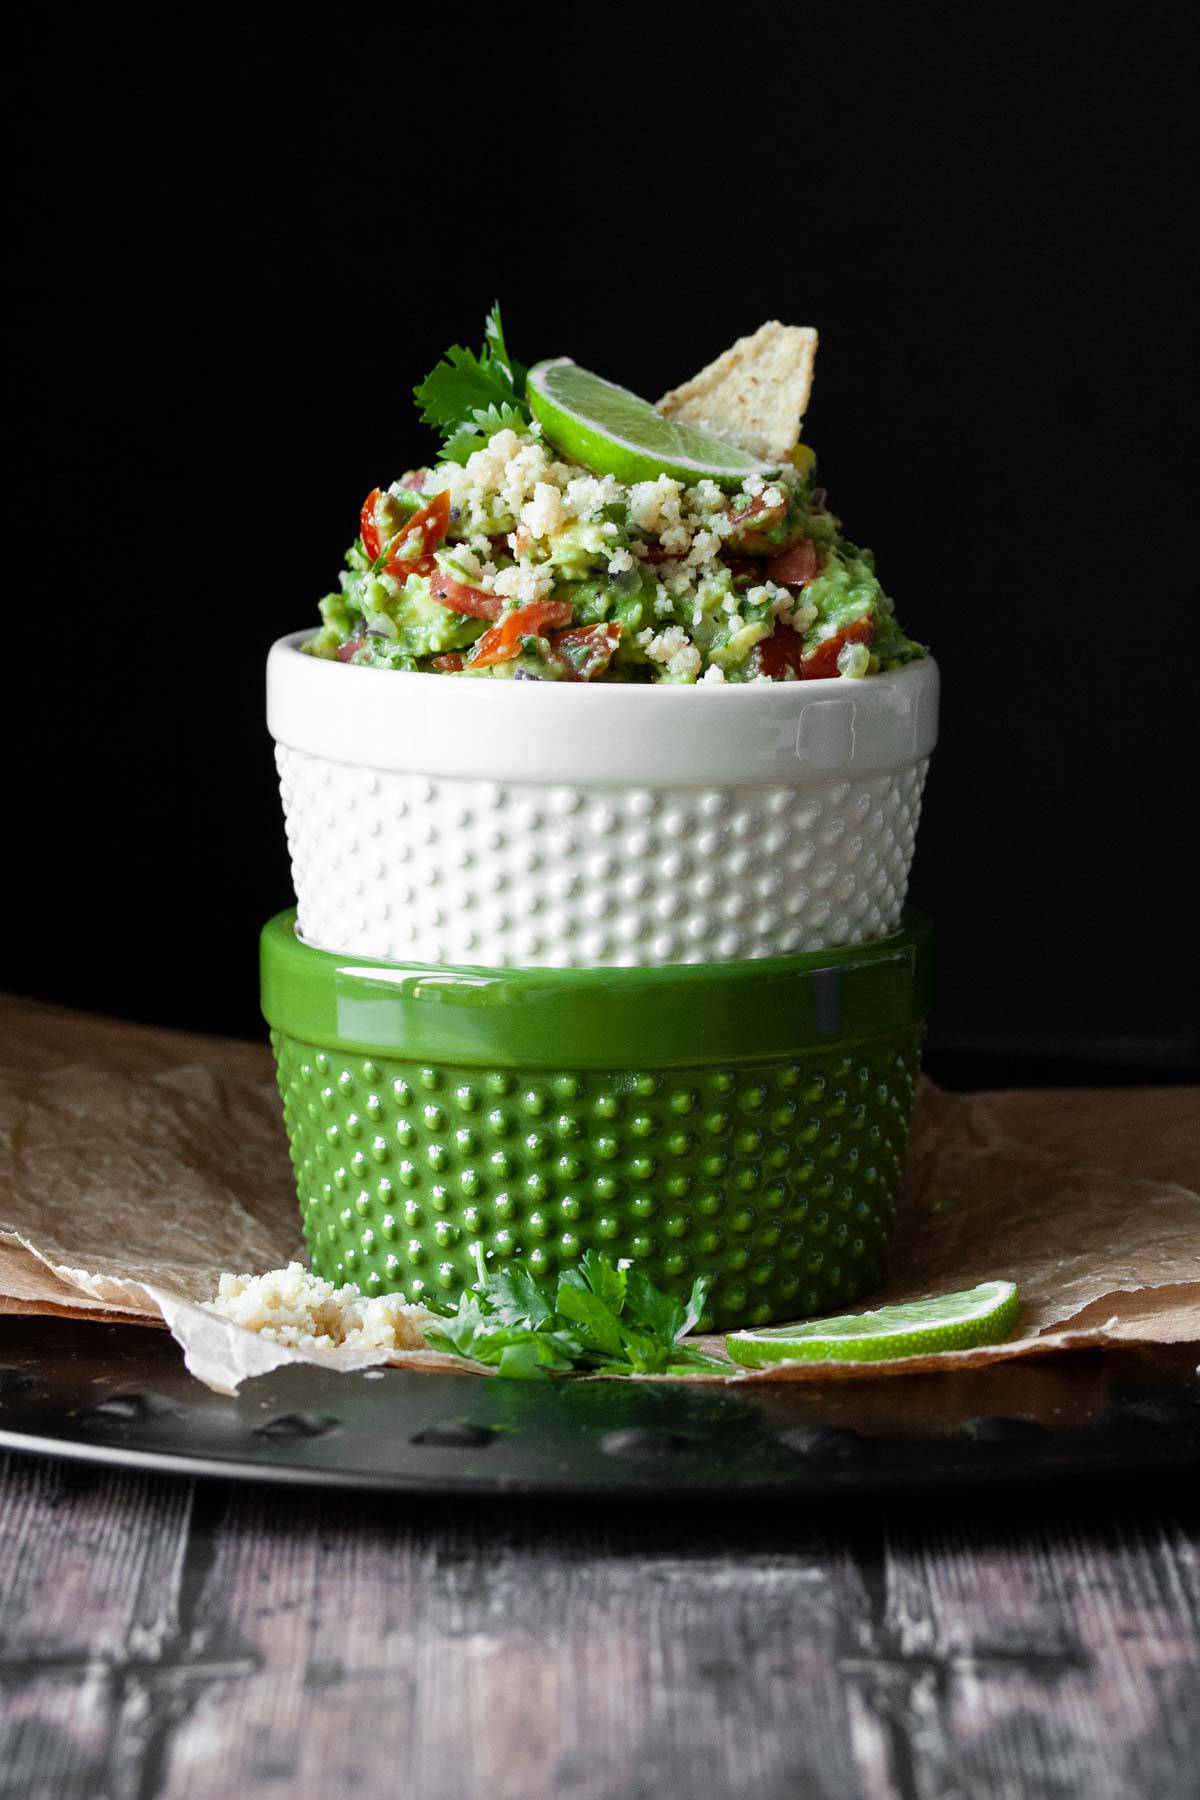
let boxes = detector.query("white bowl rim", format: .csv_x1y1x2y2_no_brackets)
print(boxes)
268,630,938,786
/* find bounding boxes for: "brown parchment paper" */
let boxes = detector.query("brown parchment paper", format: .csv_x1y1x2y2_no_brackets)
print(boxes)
1,994,1197,1392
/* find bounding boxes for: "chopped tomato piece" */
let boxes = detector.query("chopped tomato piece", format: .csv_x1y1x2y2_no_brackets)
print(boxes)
728,492,787,544
800,615,873,678
433,652,465,672
359,488,451,575
757,616,874,681
359,489,384,562
766,538,819,588
550,621,622,681
382,490,451,576
756,626,807,679
429,569,504,620
467,600,574,668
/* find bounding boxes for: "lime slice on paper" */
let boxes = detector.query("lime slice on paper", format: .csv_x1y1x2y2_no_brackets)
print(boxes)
526,357,779,488
725,1280,1020,1368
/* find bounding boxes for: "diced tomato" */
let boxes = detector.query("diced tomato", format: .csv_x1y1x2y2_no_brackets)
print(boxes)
550,621,622,681
433,652,465,672
467,600,574,669
359,488,451,575
429,569,504,620
800,615,873,678
756,626,807,679
766,538,819,588
359,489,384,562
728,492,787,543
382,490,451,577
758,616,874,681
731,494,770,525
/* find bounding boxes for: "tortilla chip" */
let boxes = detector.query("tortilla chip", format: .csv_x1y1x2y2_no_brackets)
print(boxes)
657,321,818,463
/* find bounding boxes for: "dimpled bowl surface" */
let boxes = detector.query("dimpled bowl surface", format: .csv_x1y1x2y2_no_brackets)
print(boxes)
269,634,938,969
272,1034,922,1330
262,914,930,1331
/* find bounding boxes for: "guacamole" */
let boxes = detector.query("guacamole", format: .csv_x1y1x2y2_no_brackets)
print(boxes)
305,314,925,685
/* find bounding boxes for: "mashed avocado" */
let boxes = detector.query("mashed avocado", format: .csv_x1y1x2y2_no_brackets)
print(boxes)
306,315,925,683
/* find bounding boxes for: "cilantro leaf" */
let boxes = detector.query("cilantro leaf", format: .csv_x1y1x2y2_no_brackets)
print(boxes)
554,1280,627,1359
413,304,532,460
413,343,516,432
440,400,530,467
482,301,527,398
623,1269,686,1343
476,1257,555,1331
577,1248,628,1314
492,1336,576,1379
423,1246,722,1379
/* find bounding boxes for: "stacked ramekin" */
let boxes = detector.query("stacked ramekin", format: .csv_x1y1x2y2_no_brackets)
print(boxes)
262,634,938,1328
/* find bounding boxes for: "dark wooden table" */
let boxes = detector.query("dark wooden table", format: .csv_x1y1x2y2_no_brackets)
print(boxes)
1,1449,1196,1800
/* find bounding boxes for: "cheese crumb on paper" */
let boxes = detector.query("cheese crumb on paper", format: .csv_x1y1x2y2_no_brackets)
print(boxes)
207,1261,432,1353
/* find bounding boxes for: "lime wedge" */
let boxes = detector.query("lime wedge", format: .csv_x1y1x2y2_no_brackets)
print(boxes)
526,357,779,488
726,1281,1020,1368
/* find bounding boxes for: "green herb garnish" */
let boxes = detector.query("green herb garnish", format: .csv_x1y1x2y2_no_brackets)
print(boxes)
422,1246,726,1379
413,302,531,464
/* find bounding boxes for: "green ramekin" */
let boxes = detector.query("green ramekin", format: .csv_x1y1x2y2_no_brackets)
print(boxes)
261,911,931,1330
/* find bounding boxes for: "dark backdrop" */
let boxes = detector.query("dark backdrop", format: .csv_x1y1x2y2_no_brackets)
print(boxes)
8,12,1198,1083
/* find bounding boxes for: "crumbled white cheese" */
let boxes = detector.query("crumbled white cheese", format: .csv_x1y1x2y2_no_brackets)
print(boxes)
644,625,701,682
659,523,693,557
668,642,702,679
207,1262,432,1352
686,478,725,511
702,663,727,683
445,545,486,585
564,473,622,516
685,528,721,569
494,561,556,606
521,481,570,539
607,547,635,575
629,475,685,534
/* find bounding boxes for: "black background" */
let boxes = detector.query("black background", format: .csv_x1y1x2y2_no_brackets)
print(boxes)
8,11,1198,1083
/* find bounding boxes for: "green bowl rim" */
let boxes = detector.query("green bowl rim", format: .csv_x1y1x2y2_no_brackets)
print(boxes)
261,910,931,1070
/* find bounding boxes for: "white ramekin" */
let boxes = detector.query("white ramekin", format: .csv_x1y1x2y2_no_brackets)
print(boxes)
268,632,938,967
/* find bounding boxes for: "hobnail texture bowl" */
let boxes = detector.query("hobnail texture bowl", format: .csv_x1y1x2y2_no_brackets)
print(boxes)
261,909,930,1330
269,635,938,969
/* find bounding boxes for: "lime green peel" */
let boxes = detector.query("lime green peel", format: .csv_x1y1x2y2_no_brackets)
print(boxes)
526,356,779,488
725,1280,1021,1367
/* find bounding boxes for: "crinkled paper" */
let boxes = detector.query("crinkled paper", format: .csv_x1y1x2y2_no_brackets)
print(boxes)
2,996,1196,1392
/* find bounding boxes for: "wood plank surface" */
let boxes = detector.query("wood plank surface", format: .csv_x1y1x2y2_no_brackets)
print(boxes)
1,1455,1196,1800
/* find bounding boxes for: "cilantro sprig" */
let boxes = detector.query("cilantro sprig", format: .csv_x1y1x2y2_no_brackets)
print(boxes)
422,1246,726,1379
413,303,531,465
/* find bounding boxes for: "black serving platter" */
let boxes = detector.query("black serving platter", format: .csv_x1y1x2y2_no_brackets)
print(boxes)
1,1316,1197,1499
